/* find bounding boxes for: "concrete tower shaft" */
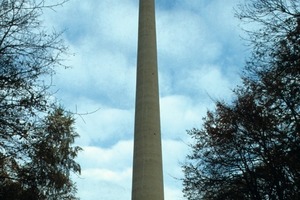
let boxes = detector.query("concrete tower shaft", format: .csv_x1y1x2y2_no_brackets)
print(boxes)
131,0,164,199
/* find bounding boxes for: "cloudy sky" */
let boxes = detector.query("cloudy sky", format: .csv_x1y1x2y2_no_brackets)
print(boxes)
45,0,248,199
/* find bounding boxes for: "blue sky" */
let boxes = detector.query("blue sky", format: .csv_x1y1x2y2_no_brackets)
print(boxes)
45,0,248,199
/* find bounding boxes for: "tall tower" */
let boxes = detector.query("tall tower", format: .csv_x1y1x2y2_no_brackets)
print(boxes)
131,0,164,199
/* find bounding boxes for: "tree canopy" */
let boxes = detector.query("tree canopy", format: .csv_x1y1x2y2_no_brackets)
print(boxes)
0,0,81,199
183,0,300,199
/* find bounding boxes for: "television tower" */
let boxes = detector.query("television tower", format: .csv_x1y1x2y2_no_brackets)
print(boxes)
131,0,164,199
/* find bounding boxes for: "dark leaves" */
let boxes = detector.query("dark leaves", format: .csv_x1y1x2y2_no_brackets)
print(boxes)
0,0,80,199
183,1,300,199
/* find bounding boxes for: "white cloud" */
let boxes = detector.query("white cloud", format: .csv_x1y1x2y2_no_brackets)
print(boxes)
162,139,189,182
78,141,133,169
53,42,137,109
74,107,134,146
161,139,201,200
96,0,138,50
178,65,235,99
74,141,133,199
157,7,222,64
160,95,204,139
165,186,185,200
74,177,131,200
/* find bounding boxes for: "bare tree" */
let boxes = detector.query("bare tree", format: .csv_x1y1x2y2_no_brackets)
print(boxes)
183,1,300,199
0,0,81,199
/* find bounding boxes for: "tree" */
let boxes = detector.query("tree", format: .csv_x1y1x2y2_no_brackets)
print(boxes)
0,0,81,199
183,0,300,199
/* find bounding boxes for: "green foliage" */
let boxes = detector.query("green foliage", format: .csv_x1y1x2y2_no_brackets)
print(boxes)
183,0,300,199
0,0,81,199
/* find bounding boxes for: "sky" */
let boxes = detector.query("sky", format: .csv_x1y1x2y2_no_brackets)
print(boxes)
45,0,248,199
